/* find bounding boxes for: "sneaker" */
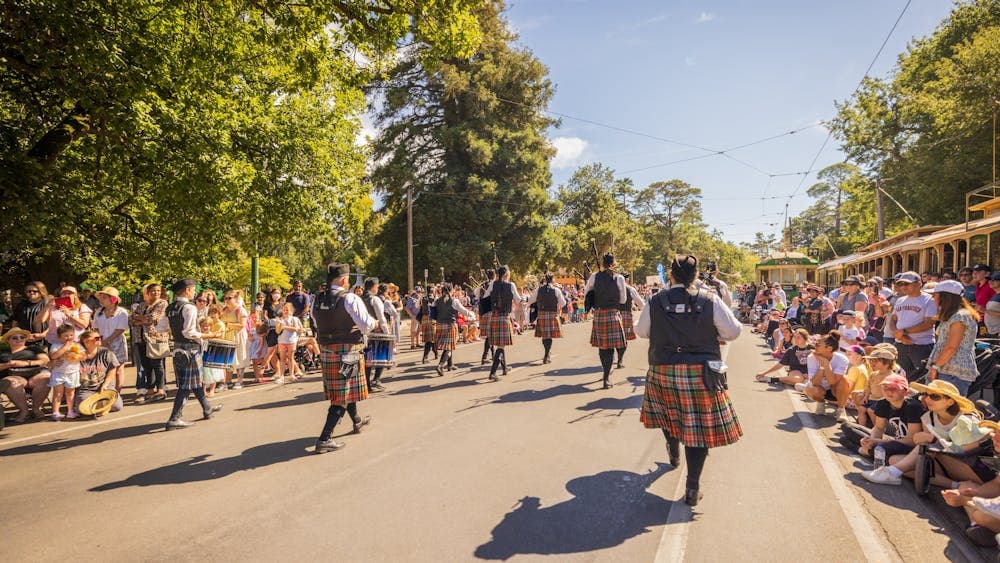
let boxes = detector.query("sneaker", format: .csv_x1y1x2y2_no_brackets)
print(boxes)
972,496,1000,519
315,439,346,454
50,412,64,421
165,419,192,431
861,466,902,485
202,404,223,420
794,382,807,392
66,411,78,419
754,374,771,383
273,377,285,384
833,407,848,422
232,383,243,390
814,401,828,416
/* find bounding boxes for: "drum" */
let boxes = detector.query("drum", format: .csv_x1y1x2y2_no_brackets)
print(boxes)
203,339,237,369
364,332,396,367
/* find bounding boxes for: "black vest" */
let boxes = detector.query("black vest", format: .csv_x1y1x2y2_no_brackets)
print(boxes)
648,287,720,366
166,300,197,345
313,289,363,345
434,297,456,323
361,293,378,318
491,281,514,315
478,282,495,315
593,271,620,309
537,285,559,312
618,285,634,312
379,297,393,324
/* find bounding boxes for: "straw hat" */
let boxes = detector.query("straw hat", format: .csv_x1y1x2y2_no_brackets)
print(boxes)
0,327,31,343
979,420,1000,434
77,389,119,417
909,380,976,414
866,347,897,361
95,286,120,300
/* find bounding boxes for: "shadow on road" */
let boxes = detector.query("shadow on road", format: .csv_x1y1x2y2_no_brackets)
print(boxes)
544,366,601,377
235,392,324,411
89,437,315,491
0,423,163,456
391,379,480,396
474,463,676,560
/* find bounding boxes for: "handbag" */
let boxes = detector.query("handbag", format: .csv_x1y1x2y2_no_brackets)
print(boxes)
146,336,171,359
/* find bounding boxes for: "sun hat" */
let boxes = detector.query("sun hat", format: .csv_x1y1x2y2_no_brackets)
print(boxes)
932,280,964,296
60,285,78,295
846,344,866,355
879,374,909,390
0,328,32,343
95,286,120,300
77,389,119,417
909,380,976,413
866,347,898,361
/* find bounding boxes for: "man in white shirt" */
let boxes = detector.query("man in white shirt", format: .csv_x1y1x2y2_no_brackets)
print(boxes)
886,271,938,380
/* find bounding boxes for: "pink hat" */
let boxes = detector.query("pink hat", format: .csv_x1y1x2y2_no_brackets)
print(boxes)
879,374,908,390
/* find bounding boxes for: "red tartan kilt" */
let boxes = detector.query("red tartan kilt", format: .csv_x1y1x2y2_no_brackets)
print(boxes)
534,310,562,339
640,364,742,448
590,308,626,349
486,313,514,347
621,310,637,340
420,318,436,342
434,322,459,350
321,343,369,406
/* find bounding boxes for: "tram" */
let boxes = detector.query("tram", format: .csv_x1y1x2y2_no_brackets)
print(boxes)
817,182,1000,287
755,251,819,298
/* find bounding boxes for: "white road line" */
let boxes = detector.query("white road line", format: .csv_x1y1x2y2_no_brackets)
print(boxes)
788,391,899,563
654,468,692,563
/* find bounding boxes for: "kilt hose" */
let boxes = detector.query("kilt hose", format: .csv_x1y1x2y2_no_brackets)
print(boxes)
590,308,626,349
534,310,562,339
621,310,637,341
434,322,460,351
321,343,369,407
173,342,203,390
640,364,742,448
420,317,436,343
486,313,514,347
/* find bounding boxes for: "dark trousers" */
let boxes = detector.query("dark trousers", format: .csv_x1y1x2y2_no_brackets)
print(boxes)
894,343,933,381
839,422,914,457
137,341,167,390
168,387,212,421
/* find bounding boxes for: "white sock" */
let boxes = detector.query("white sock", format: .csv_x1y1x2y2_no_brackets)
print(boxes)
887,466,903,477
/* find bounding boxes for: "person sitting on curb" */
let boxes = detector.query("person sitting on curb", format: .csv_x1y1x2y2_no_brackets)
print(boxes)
941,421,1000,547
839,374,923,459
0,328,51,423
756,328,812,386
74,329,124,415
801,330,852,421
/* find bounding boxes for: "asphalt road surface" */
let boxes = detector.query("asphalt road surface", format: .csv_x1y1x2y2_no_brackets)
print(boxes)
1,320,994,562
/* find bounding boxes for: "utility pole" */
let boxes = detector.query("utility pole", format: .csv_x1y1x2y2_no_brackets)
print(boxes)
407,185,414,292
875,178,886,241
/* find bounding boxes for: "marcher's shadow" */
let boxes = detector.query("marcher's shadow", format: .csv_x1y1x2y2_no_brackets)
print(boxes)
545,366,601,377
391,379,480,396
495,384,591,404
568,395,643,423
235,392,324,411
774,414,804,433
0,423,163,456
89,437,315,491
474,463,674,560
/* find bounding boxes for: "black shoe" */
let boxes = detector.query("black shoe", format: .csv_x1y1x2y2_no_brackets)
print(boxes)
488,374,499,382
435,364,445,377
965,524,998,547
165,419,192,431
684,488,703,507
352,415,372,434
603,380,611,390
481,357,488,365
616,363,625,369
669,454,680,467
421,356,428,364
202,404,223,420
502,365,508,376
315,439,346,454
543,355,550,364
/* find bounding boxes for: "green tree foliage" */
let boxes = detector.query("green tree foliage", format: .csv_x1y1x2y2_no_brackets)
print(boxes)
638,180,703,251
367,0,556,284
229,256,291,291
0,0,482,288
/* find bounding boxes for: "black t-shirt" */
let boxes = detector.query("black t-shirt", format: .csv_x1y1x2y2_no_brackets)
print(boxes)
765,320,780,335
0,346,46,379
780,345,812,372
13,299,46,332
79,348,121,392
873,397,925,440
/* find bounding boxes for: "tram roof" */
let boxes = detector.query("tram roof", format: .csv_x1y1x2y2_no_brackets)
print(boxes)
818,253,865,270
755,251,818,268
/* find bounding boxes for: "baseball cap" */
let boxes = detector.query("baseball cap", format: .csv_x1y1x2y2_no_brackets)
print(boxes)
973,264,992,272
932,279,964,295
989,272,1000,281
895,271,920,284
879,374,908,390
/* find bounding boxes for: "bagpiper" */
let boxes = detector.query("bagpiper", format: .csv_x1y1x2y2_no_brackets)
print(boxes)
586,254,627,389
360,277,389,393
164,278,223,430
484,265,521,381
479,269,497,365
419,286,438,363
528,274,566,364
432,283,475,377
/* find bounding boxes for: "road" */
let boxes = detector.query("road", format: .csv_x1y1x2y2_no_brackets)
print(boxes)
0,320,992,562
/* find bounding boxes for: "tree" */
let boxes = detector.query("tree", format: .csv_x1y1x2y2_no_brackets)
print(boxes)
806,163,864,236
743,232,777,260
367,0,557,284
638,180,703,252
230,257,291,291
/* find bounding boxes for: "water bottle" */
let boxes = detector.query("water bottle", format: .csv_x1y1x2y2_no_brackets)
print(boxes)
874,445,886,469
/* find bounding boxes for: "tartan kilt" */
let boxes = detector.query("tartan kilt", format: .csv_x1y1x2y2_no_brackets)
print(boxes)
640,364,743,448
621,310,637,341
534,310,562,339
420,317,436,343
434,322,460,351
173,342,203,391
590,308,626,349
321,343,369,406
479,312,492,334
486,313,514,347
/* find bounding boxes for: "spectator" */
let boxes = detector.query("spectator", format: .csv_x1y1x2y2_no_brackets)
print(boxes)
274,302,304,383
887,272,937,380
854,346,898,427
79,287,101,313
785,295,803,323
48,323,84,420
803,285,825,334
771,319,793,358
93,286,129,391
12,281,49,344
262,287,284,374
941,423,1000,547
985,272,1000,336
927,280,981,396
959,267,977,303
132,283,169,404
75,329,124,414
863,281,890,344
0,328,50,422
405,289,421,348
40,285,92,345
972,264,996,317
803,330,852,421
840,373,922,459
221,290,249,389
843,344,870,412
199,304,226,396
837,311,866,351
286,279,310,319
838,276,869,315
757,327,812,386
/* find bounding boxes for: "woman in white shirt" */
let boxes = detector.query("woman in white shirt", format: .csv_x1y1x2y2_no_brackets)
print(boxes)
93,287,130,392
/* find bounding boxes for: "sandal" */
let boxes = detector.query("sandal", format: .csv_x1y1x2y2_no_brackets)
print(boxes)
13,412,28,424
134,395,147,405
150,392,167,402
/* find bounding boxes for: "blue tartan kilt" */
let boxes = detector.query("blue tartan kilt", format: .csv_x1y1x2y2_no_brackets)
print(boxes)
173,342,203,390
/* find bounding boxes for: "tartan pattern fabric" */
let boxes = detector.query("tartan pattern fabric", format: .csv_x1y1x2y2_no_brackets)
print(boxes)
640,364,743,448
172,342,203,390
321,343,369,406
590,308,626,349
434,322,460,351
420,317,436,342
534,310,562,339
486,313,514,347
621,310,637,341
479,311,492,332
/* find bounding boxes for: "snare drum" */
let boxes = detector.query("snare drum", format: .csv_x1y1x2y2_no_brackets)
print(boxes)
203,339,237,369
364,332,396,367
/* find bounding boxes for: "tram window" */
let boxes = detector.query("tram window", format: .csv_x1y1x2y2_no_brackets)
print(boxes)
970,235,987,268
958,239,969,269
943,243,955,271
991,231,1000,270
929,248,938,273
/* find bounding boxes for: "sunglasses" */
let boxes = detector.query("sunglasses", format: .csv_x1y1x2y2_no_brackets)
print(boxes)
25,289,40,294
224,296,234,301
919,393,946,401
8,335,28,341
196,299,208,304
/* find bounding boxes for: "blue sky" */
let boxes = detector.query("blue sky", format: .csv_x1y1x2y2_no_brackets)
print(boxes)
501,0,957,245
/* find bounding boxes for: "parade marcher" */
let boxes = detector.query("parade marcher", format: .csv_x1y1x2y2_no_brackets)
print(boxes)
479,269,497,364
485,265,521,381
360,278,389,392
586,253,626,389
529,274,566,364
635,254,743,507
404,289,421,349
164,278,223,430
616,273,645,369
419,286,438,364
312,263,378,454
432,283,475,376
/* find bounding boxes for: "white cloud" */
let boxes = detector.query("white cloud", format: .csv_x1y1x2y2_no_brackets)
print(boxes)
684,56,697,67
551,136,588,169
606,13,669,38
696,12,716,23
356,116,378,147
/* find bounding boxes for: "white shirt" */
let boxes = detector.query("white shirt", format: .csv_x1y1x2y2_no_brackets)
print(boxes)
381,297,399,321
626,285,645,310
528,285,567,310
807,351,849,390
93,306,129,340
584,271,626,304
635,284,742,341
438,297,475,321
329,284,377,335
890,292,938,345
175,297,203,342
365,291,386,331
